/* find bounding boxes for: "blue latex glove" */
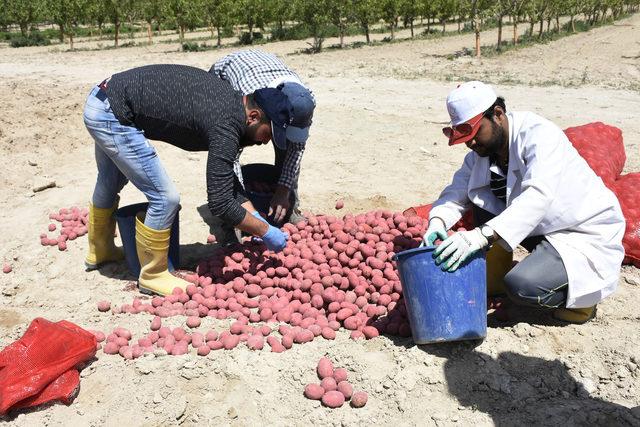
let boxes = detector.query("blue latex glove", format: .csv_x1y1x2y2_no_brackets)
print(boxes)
433,228,488,272
423,217,447,246
261,225,288,252
252,211,288,252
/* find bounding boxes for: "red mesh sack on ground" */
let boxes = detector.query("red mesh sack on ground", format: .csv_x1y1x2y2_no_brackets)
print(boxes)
402,203,474,230
564,122,625,186
0,318,96,415
610,173,640,267
11,369,80,411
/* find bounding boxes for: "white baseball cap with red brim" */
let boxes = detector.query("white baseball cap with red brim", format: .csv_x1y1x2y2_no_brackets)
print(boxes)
444,81,498,146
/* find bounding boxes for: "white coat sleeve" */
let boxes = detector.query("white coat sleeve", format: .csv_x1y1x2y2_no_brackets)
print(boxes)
486,124,564,250
429,152,475,229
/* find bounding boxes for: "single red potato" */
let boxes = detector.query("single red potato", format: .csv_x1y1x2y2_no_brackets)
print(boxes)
351,391,368,408
335,200,344,210
322,391,346,408
150,316,162,331
2,264,11,274
304,383,324,400
333,368,348,383
103,342,119,355
320,377,338,392
197,345,211,356
186,316,201,328
97,300,111,312
337,381,353,399
317,357,334,379
246,334,264,350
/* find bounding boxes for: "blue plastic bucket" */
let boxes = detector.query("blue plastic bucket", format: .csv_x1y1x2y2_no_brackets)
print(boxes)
114,202,180,277
393,246,487,344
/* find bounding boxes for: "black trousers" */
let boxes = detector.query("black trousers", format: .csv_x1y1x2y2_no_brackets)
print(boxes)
474,206,569,309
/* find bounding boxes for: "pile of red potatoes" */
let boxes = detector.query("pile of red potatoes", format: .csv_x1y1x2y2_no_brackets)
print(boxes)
304,357,368,408
95,210,427,357
40,207,89,251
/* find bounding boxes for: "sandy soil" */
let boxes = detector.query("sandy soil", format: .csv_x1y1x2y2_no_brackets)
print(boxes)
1,13,639,427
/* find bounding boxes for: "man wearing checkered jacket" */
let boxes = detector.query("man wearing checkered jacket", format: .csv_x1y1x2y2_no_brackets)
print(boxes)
210,49,316,226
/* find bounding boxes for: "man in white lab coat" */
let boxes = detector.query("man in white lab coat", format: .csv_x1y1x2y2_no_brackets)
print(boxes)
424,81,625,324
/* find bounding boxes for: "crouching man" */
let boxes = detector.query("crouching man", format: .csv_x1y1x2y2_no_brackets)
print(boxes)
424,81,625,324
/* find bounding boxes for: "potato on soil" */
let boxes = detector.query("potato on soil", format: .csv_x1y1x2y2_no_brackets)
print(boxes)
350,391,368,408
322,391,346,408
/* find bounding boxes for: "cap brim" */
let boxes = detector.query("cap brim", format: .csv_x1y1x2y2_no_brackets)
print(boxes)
448,112,484,146
271,122,288,150
285,125,309,144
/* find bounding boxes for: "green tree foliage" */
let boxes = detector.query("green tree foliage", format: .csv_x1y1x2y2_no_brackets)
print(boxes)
352,0,380,43
234,0,269,44
381,0,399,39
399,0,419,38
327,0,351,47
204,0,233,46
7,0,41,35
294,0,331,52
164,0,202,44
46,0,87,49
140,0,163,44
435,0,457,34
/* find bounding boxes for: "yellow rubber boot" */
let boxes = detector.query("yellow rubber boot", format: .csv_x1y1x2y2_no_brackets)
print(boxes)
85,200,124,270
486,244,513,297
553,306,597,324
135,216,188,296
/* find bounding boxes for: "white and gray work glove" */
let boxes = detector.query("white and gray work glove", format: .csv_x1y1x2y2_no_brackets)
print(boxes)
423,217,447,246
433,227,489,272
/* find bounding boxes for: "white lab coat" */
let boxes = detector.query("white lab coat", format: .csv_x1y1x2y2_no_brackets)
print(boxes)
430,111,625,308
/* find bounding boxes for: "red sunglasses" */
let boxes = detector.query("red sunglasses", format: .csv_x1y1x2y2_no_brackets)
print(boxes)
442,113,484,140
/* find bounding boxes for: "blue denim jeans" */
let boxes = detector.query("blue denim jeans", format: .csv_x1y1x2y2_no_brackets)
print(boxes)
83,86,180,230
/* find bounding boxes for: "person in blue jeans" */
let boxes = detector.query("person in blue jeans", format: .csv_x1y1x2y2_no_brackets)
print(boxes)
82,64,305,296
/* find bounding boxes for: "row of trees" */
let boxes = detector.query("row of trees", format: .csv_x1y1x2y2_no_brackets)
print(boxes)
1,0,639,52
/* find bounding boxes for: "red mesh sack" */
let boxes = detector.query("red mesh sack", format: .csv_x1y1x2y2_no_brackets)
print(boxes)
11,369,80,411
610,173,640,267
564,122,625,186
0,318,96,415
403,203,474,230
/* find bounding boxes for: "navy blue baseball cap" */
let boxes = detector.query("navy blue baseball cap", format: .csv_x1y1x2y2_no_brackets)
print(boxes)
279,82,315,145
253,83,315,149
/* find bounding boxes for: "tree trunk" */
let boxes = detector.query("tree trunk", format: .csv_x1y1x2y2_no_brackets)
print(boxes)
475,29,481,57
410,19,414,38
546,18,551,32
179,25,185,44
114,22,120,47
538,18,543,38
148,22,153,44
513,21,518,45
248,22,253,43
457,18,461,33
528,19,534,36
364,24,370,43
497,15,502,50
339,25,345,48
20,23,27,36
442,20,445,34
58,23,64,43
570,15,575,32
69,33,74,50
216,26,221,47
390,23,395,39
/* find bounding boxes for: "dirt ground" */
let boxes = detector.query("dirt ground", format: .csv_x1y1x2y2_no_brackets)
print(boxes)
1,13,640,427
